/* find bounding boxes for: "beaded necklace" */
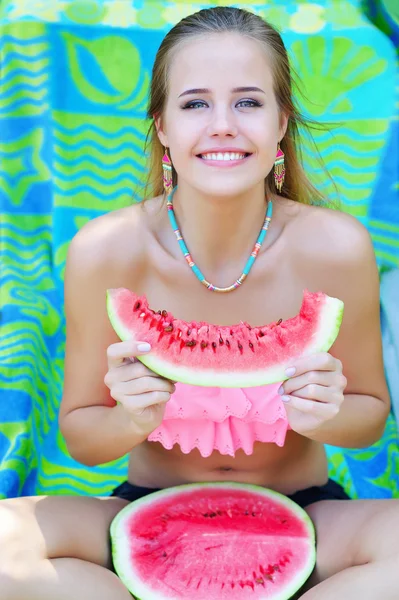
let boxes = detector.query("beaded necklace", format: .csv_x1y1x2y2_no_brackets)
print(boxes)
166,186,273,293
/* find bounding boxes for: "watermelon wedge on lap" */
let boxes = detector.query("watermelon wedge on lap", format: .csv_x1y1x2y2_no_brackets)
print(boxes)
110,482,316,599
106,288,343,388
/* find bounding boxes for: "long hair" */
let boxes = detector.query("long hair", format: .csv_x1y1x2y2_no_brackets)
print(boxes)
142,6,334,206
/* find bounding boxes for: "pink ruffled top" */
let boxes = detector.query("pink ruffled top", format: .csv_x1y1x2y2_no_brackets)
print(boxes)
147,382,290,458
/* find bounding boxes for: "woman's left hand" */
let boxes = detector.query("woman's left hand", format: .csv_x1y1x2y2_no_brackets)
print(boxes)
279,352,347,436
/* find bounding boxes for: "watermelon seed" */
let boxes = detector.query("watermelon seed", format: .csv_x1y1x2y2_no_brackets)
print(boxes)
219,336,224,345
252,512,256,516
157,310,162,314
225,339,230,348
162,310,168,317
164,325,173,332
249,342,254,350
212,342,217,350
244,510,249,515
237,342,243,352
200,341,208,349
134,301,141,310
185,340,197,347
187,328,191,335
162,551,167,557
258,331,265,337
276,318,283,325
273,565,281,572
255,578,265,585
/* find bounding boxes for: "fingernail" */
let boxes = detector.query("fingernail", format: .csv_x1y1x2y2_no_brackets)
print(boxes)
285,367,296,377
278,385,284,395
137,342,151,352
282,395,291,402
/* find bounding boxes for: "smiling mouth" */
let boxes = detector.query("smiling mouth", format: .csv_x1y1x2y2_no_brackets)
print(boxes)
197,152,252,162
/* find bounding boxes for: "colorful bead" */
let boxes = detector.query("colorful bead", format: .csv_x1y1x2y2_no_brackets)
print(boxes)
166,186,273,293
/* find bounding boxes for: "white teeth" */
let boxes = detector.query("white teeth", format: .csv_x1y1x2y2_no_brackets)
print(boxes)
201,152,246,161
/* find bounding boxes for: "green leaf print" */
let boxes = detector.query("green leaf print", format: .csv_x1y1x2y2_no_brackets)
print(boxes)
290,36,387,117
61,32,143,106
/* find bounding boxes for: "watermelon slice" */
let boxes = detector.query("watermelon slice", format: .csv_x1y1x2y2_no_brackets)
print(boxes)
110,482,316,600
106,288,343,388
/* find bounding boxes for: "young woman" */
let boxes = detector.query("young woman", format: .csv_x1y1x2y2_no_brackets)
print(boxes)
0,7,396,600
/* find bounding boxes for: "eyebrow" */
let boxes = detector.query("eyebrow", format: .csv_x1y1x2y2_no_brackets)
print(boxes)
178,86,265,98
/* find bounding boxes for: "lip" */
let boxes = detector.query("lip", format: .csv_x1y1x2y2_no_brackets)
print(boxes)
196,148,252,155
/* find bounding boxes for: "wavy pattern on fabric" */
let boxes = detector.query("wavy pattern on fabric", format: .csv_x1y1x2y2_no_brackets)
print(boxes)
0,0,398,500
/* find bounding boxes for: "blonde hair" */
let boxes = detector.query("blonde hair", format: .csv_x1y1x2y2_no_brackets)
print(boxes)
142,6,333,206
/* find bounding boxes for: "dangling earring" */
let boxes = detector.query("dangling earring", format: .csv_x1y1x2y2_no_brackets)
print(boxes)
273,142,285,193
162,147,173,194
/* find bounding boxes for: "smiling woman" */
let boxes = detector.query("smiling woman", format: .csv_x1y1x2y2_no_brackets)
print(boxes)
0,5,396,600
145,10,326,207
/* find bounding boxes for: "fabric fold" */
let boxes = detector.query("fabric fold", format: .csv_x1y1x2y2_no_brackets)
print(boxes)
148,382,290,457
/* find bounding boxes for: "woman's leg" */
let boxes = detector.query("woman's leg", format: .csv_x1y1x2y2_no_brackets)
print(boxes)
0,494,133,600
301,498,399,599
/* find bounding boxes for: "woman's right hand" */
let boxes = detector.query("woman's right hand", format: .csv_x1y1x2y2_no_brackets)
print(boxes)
104,340,175,437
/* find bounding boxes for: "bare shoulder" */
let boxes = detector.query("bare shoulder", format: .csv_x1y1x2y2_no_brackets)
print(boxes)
67,203,144,271
286,202,377,284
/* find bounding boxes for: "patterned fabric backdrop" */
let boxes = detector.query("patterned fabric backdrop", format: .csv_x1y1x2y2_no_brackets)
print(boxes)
0,0,398,499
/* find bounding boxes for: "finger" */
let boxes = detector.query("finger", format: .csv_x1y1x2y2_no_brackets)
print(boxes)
110,361,164,384
117,390,172,410
107,340,151,369
110,377,175,400
284,352,342,379
280,371,332,396
283,395,340,418
287,385,344,405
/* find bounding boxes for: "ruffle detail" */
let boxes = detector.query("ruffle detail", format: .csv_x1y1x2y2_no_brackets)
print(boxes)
147,382,290,458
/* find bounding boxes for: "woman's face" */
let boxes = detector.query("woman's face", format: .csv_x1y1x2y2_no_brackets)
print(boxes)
157,32,288,198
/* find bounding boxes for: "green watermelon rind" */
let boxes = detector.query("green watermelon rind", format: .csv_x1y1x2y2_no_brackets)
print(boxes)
106,290,344,388
110,481,316,600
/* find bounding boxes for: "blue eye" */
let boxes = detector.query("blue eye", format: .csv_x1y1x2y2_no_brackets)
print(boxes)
182,100,207,109
237,99,262,108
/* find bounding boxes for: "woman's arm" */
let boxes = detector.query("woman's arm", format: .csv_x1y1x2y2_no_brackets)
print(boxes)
59,213,148,466
289,208,391,448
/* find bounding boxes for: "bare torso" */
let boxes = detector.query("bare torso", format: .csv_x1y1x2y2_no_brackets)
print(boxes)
97,194,337,495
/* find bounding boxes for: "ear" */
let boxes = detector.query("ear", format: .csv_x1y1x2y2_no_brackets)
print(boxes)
154,113,168,147
279,111,289,142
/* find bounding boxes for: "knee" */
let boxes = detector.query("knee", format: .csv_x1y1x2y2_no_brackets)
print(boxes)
0,499,44,577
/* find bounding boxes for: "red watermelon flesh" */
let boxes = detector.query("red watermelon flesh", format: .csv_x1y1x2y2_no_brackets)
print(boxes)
106,288,343,387
111,483,316,600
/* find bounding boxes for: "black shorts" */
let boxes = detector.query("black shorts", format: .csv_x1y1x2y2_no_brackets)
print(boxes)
111,478,350,509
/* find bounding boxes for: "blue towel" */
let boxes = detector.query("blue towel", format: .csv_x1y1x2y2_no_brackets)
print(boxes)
381,269,399,424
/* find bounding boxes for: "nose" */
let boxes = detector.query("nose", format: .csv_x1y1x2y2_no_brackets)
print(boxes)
206,104,238,138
